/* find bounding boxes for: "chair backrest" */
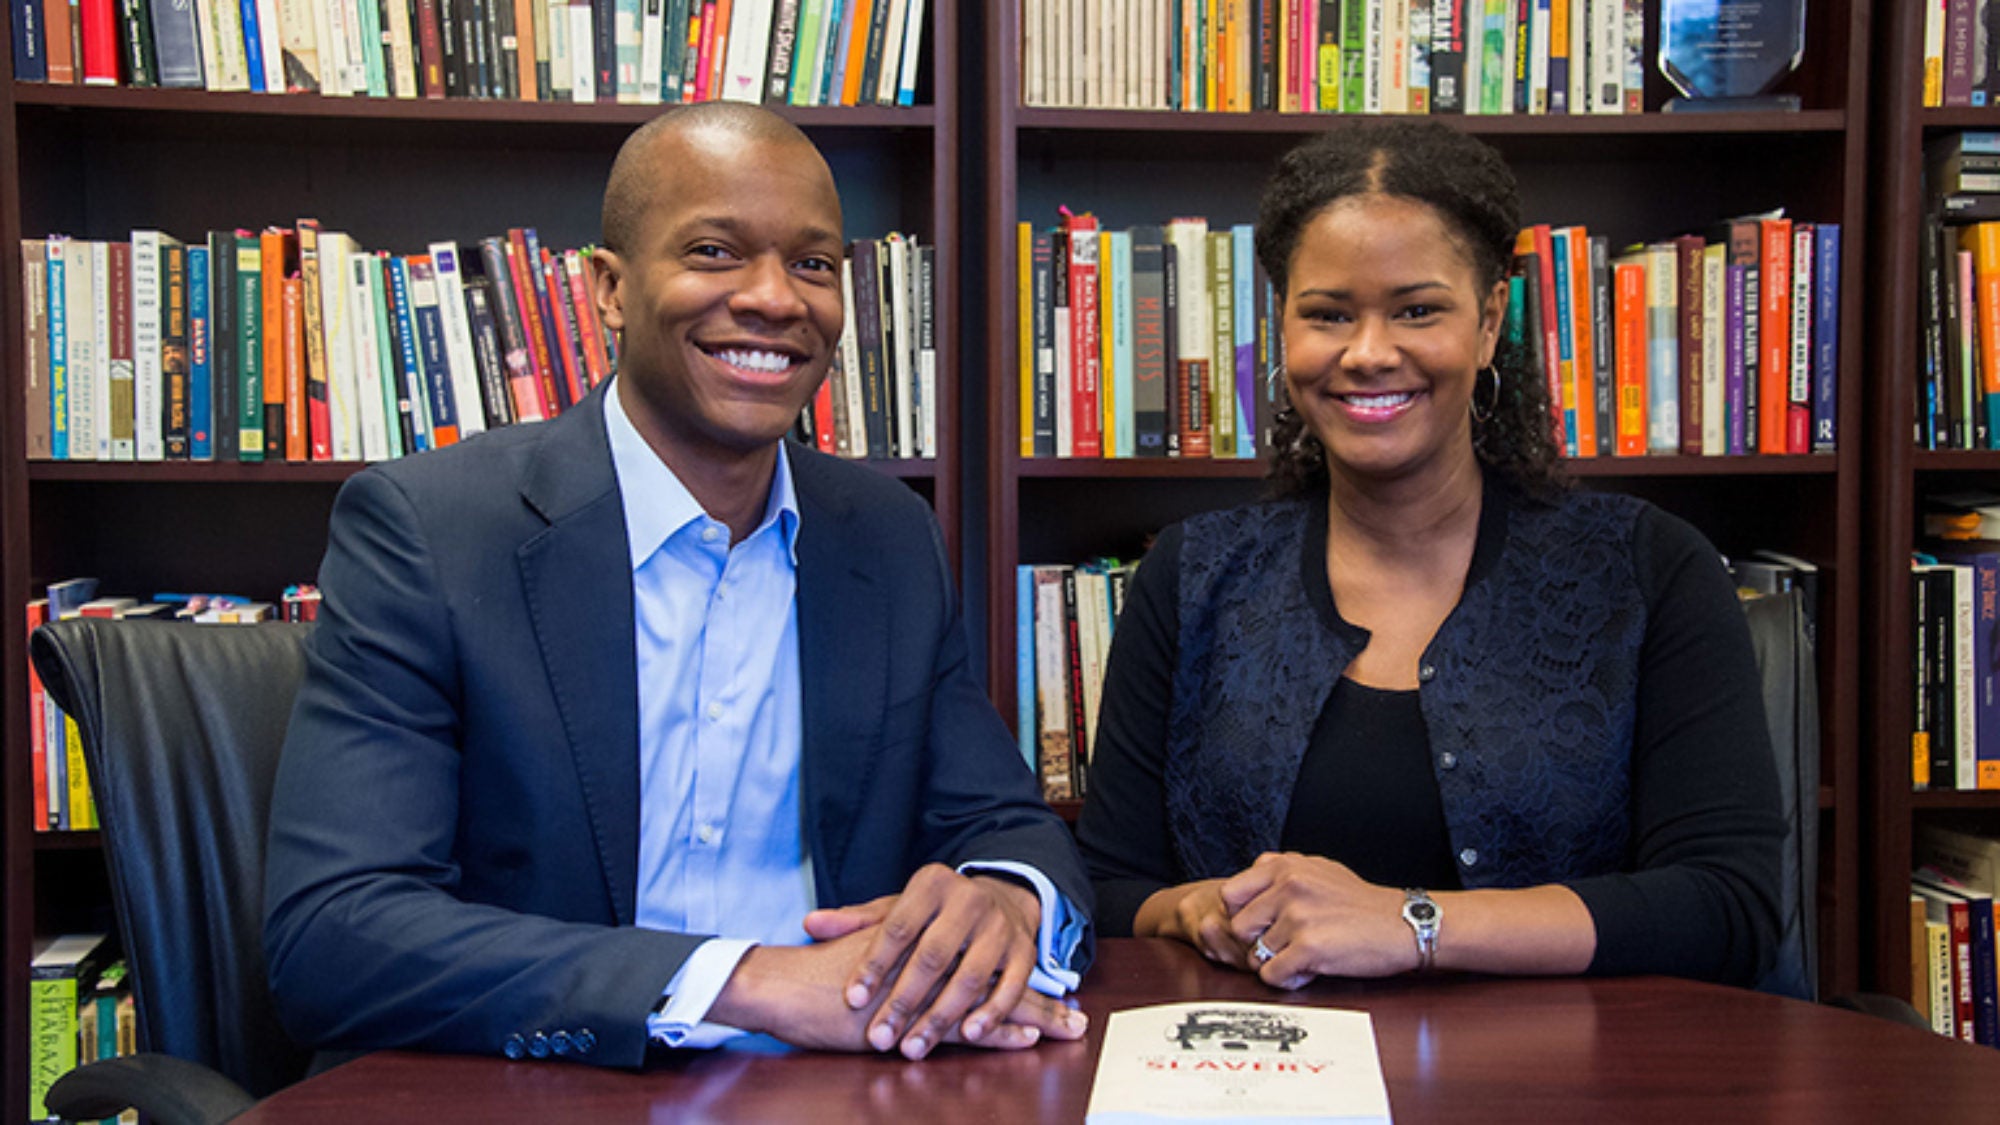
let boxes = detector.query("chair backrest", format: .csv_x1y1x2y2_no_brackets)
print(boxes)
1742,590,1819,1002
31,618,317,1098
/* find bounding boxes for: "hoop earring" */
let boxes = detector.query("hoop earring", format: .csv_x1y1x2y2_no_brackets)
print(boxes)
1470,365,1500,424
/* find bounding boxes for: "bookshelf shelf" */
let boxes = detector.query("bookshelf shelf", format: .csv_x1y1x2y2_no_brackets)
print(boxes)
11,83,941,130
1015,459,1268,480
1017,107,1848,137
1922,108,2000,131
1909,791,2000,811
1562,455,1840,478
31,831,100,852
1914,450,2000,472
24,457,936,484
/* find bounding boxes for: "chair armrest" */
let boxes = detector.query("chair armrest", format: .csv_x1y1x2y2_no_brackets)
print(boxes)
1825,991,1932,1032
46,1053,257,1125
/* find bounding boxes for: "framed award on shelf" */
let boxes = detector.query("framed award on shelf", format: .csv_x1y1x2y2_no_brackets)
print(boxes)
1659,0,1808,111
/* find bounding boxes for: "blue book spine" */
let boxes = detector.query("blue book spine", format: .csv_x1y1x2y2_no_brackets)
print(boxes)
13,0,46,81
1016,566,1035,772
238,0,266,91
1110,231,1135,459
1551,229,1579,456
388,258,433,452
409,274,460,437
1933,546,2000,790
148,0,202,85
48,243,67,460
1232,224,1254,459
824,0,853,103
1811,223,1839,453
188,246,213,460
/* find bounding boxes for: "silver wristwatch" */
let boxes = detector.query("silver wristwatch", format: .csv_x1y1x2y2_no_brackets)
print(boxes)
1402,888,1441,972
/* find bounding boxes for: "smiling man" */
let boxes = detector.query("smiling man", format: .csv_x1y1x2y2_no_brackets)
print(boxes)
264,104,1093,1070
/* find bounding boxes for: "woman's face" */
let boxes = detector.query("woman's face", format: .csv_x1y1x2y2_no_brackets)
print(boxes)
1281,193,1507,488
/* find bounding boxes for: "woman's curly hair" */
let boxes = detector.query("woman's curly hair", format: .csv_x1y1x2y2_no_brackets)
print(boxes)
1254,120,1565,499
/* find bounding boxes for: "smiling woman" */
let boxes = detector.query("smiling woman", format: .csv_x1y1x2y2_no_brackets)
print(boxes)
1077,120,1787,997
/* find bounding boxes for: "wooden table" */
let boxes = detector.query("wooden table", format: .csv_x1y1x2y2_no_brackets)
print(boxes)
235,938,2000,1122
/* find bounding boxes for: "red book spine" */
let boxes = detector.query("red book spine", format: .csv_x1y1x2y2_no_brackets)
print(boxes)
1758,217,1792,455
78,0,116,83
1068,215,1102,458
415,0,448,96
564,252,612,387
539,250,586,407
504,232,563,416
812,375,835,453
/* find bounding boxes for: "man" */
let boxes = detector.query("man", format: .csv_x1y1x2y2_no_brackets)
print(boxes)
264,103,1092,1068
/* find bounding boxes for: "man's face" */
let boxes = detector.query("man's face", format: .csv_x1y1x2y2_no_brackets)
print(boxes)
594,129,845,473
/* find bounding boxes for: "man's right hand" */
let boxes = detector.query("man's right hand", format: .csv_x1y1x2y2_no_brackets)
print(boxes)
705,928,1080,1054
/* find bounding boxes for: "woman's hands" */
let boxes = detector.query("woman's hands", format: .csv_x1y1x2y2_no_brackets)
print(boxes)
1220,853,1418,989
1138,853,1417,989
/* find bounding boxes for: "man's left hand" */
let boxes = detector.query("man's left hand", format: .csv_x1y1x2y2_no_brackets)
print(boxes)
802,865,1075,1059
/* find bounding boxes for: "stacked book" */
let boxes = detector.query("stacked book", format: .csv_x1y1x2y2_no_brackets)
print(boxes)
7,0,926,106
1918,133,2000,450
1022,0,1646,115
29,934,135,1125
1910,824,2000,1050
1513,213,1840,459
1910,492,2000,793
1015,557,1137,802
21,228,935,464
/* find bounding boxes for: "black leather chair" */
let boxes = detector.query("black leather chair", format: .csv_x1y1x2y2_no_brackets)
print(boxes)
1744,590,1820,1001
31,618,317,1125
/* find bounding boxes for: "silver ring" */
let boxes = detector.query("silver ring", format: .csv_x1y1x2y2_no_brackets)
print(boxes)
1251,937,1275,966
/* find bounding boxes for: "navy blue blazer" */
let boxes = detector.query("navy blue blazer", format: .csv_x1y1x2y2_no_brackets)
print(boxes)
264,384,1090,1068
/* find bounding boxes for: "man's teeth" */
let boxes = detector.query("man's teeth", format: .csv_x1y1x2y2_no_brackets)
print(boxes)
714,348,793,373
1346,392,1414,409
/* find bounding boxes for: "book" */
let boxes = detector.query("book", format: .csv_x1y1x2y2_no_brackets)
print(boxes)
1085,1001,1391,1124
28,933,113,1124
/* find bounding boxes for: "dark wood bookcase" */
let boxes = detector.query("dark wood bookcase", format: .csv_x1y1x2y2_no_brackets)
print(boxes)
1862,0,2000,1006
981,0,1872,997
0,9,961,1112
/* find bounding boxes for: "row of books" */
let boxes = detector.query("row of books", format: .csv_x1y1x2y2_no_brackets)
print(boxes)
1907,504,2000,792
792,234,939,459
1021,0,1645,115
1509,214,1840,460
22,226,618,464
25,579,321,834
1909,824,2000,1048
21,228,940,463
1015,208,1843,462
29,934,134,1124
1921,1,2000,109
8,0,926,106
1015,558,1137,802
1919,135,2000,450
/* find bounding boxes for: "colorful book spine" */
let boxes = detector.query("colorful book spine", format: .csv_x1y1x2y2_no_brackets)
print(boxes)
1812,223,1840,452
187,242,212,460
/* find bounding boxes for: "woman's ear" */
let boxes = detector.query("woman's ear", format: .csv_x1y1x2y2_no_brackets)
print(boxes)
1478,278,1509,365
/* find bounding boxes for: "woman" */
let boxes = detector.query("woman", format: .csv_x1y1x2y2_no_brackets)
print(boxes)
1076,121,1783,989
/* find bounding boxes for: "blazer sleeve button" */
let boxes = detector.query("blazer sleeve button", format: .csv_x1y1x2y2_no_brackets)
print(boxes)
550,1031,573,1056
574,1028,598,1055
528,1032,552,1059
502,1034,526,1060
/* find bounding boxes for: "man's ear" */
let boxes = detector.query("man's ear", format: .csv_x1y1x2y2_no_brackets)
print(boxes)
591,247,625,332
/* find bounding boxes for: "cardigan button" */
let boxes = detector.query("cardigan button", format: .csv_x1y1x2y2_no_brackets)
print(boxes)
1438,751,1458,770
1418,662,1436,682
1458,847,1479,868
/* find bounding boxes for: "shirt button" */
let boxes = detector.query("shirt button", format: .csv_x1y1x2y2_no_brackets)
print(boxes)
697,823,718,845
1418,662,1436,682
1458,848,1479,868
1438,751,1458,770
705,701,723,721
701,526,721,543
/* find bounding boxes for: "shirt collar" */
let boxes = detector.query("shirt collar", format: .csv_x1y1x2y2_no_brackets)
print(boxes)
604,376,801,571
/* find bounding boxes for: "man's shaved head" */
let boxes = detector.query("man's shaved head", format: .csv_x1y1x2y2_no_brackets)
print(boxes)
601,103,835,254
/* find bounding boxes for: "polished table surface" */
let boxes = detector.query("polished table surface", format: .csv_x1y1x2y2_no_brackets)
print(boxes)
236,938,2000,1122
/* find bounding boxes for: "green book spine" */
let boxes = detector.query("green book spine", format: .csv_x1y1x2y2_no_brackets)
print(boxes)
235,235,265,461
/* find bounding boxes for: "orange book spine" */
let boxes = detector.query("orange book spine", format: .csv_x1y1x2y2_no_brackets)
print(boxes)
840,0,875,106
706,0,734,101
1758,217,1792,455
1613,260,1647,457
514,0,537,99
1965,222,2000,431
259,229,289,459
1568,227,1597,458
43,0,73,82
283,276,307,462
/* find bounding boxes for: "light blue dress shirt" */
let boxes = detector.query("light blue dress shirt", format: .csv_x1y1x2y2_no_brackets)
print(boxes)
602,383,1081,1050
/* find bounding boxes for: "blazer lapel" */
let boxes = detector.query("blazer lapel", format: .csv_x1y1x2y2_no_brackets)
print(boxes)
517,387,644,925
792,446,889,904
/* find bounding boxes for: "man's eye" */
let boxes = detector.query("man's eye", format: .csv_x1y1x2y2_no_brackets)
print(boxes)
689,244,733,261
797,256,837,274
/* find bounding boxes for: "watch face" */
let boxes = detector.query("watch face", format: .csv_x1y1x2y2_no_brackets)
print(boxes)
1407,902,1438,925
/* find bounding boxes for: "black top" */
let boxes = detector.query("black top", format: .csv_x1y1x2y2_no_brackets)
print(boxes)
1078,487,1776,980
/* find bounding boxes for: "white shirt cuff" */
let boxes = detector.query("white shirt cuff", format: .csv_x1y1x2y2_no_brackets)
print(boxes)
646,938,758,1049
958,860,1084,996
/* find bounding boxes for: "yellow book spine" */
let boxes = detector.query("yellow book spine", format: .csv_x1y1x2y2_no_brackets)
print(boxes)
65,715,93,830
1100,230,1117,456
1020,221,1035,457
